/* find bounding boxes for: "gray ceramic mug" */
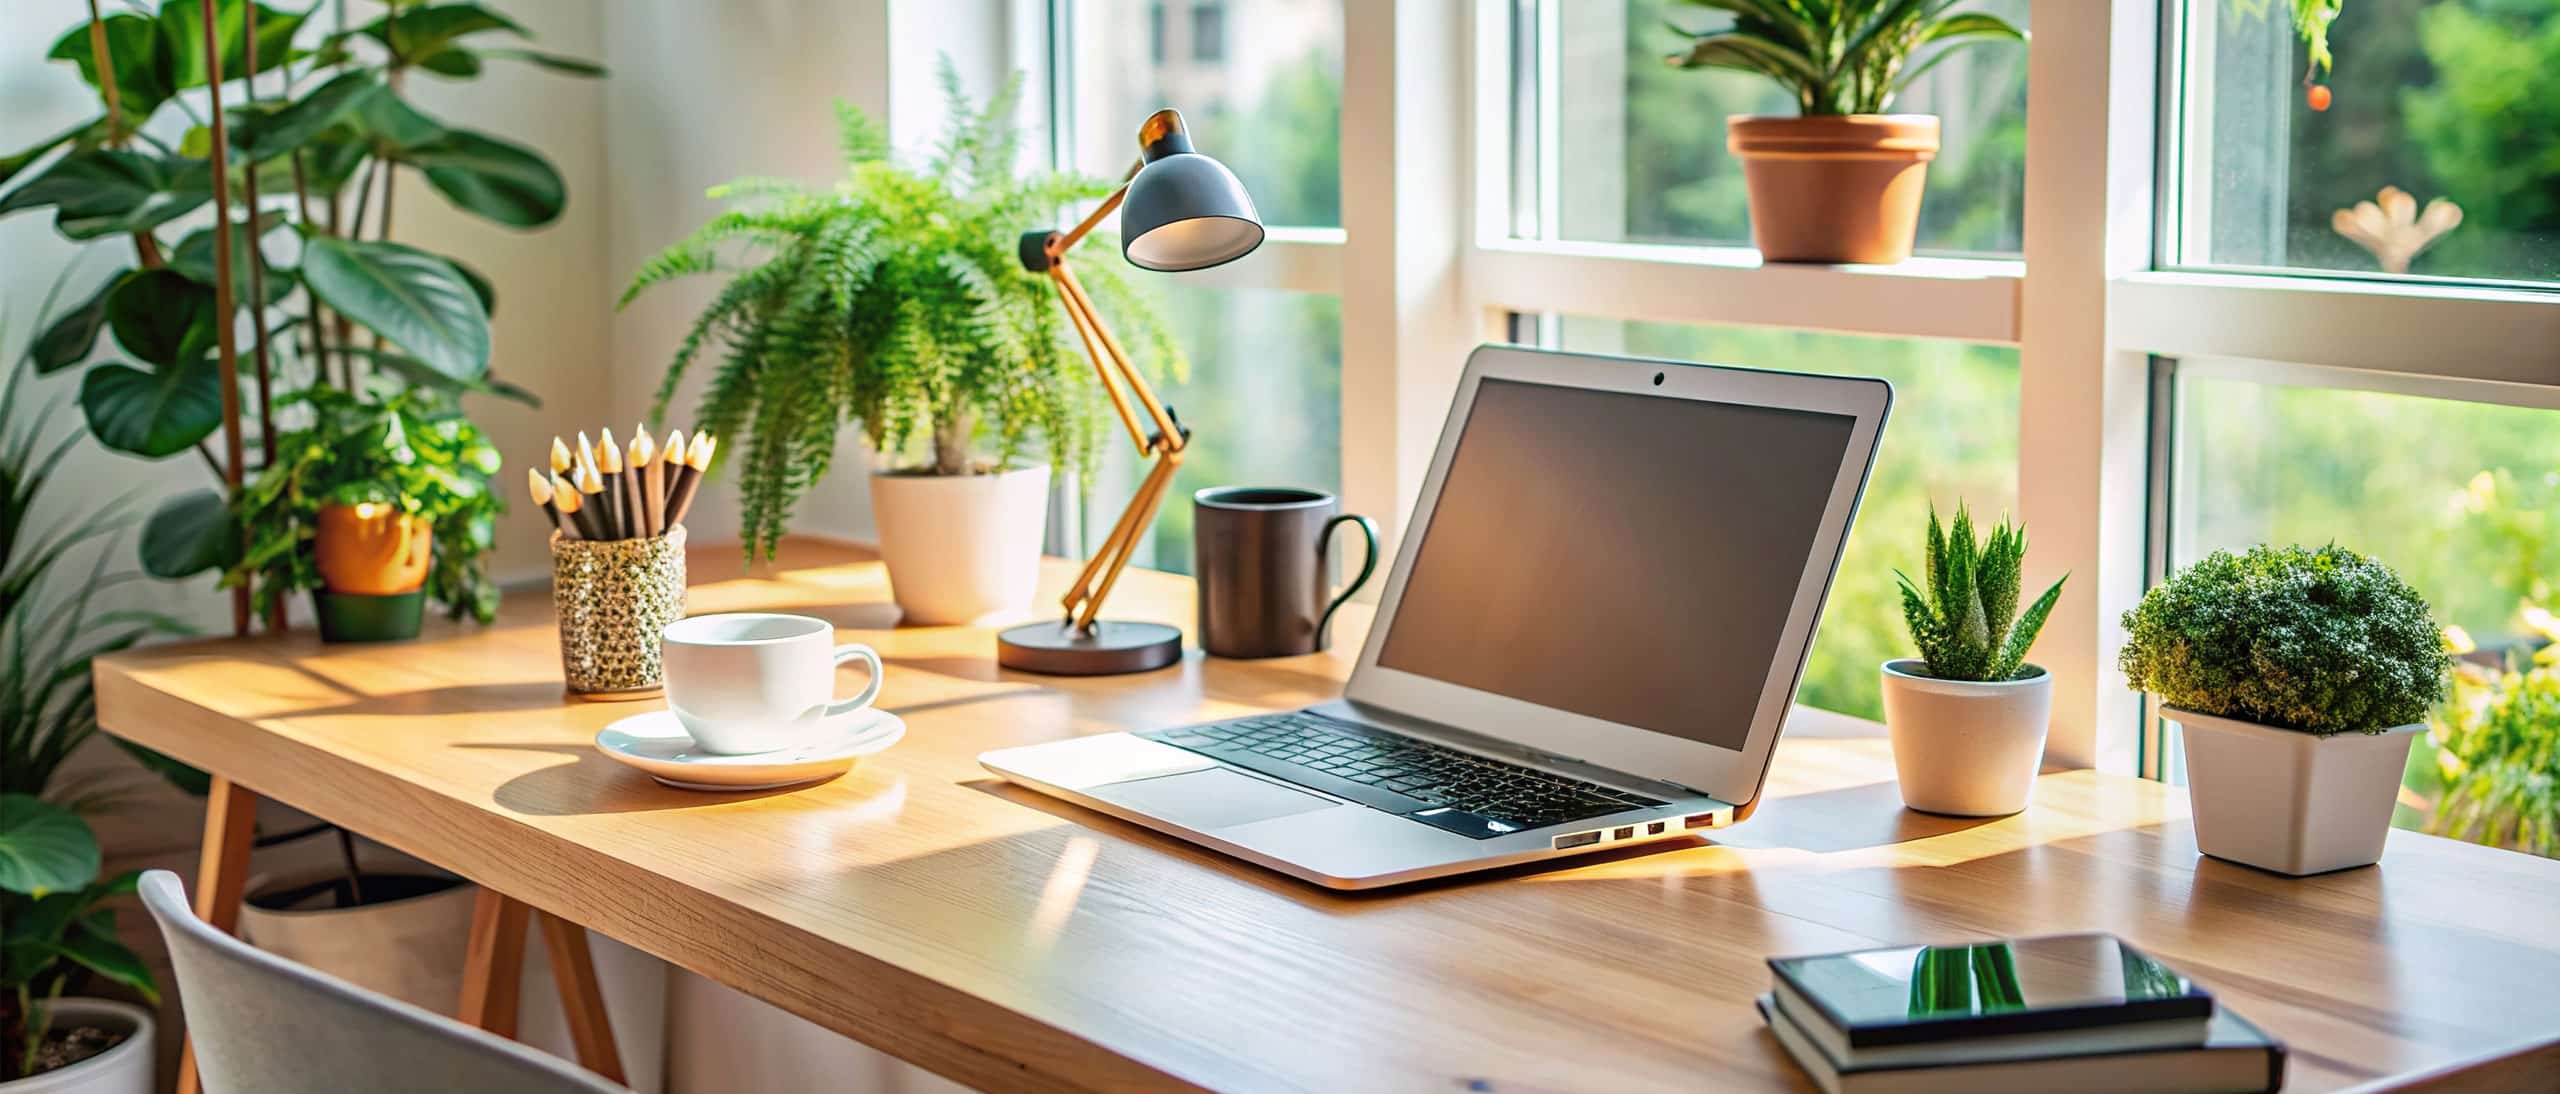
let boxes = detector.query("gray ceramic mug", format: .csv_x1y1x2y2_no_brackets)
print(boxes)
1193,487,1379,659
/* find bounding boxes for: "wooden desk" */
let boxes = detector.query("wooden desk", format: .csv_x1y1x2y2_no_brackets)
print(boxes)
96,541,2560,1092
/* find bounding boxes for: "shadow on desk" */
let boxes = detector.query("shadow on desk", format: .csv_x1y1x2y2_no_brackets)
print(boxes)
454,742,863,815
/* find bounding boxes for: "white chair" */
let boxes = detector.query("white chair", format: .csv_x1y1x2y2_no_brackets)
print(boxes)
138,870,625,1094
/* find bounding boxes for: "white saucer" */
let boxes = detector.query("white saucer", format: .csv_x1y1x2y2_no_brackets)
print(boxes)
595,708,906,792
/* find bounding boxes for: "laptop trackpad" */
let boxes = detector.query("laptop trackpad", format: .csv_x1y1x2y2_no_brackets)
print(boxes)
1100,768,1338,830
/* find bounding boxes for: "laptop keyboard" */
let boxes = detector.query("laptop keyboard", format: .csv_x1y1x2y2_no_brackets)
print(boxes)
1142,711,1663,839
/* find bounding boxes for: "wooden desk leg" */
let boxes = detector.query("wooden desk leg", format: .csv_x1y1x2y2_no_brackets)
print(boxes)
176,776,259,1094
536,911,628,1084
458,888,530,1038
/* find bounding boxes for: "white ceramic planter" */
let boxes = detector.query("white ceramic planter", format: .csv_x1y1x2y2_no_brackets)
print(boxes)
1,999,153,1094
868,465,1051,625
1880,659,2052,816
2168,707,2420,876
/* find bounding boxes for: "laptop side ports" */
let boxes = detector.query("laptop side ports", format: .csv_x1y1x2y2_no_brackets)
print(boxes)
1553,830,1602,850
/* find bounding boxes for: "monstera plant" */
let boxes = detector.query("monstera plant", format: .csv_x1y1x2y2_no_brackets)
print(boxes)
1,0,595,624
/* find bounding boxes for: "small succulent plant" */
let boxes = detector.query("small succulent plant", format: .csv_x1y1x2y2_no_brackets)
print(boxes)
1896,504,2065,682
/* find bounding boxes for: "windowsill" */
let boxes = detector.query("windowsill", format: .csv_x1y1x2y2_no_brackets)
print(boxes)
1469,238,2023,345
1479,237,2026,282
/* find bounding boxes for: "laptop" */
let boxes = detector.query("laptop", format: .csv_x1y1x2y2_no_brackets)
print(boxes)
982,344,1891,888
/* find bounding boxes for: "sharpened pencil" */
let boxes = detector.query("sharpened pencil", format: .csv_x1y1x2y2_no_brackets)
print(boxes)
553,472,596,541
574,458,610,541
595,427,627,540
666,431,712,531
528,467,563,535
550,436,574,477
630,427,662,538
660,428,686,537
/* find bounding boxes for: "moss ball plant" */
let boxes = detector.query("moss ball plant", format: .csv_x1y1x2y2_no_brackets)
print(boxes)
2120,544,2449,736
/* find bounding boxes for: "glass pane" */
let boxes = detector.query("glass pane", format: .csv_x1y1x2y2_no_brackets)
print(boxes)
2170,0,2560,281
1082,286,1342,574
1546,0,2030,255
1067,0,1342,228
1551,319,2022,722
2172,373,2560,849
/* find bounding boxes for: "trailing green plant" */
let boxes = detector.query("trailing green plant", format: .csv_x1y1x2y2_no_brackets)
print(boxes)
623,64,1179,561
2230,0,2346,82
2425,605,2560,858
1895,504,2063,682
3,0,590,618
0,795,156,1082
2120,544,2448,736
223,383,504,622
1664,0,2026,116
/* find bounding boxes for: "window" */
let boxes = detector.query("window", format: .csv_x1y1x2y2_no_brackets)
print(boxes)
1191,1,1227,64
1539,319,2020,723
1518,0,2031,256
1147,2,1166,66
2161,0,2560,282
1062,0,1340,227
2161,363,2560,800
1084,287,1343,574
1056,0,1346,573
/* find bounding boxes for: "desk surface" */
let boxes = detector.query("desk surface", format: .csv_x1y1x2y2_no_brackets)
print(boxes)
97,540,2560,1093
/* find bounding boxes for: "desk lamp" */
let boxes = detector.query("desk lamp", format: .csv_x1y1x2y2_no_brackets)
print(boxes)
996,109,1264,675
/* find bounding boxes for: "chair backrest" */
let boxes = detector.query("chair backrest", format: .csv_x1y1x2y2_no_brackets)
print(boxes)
138,870,625,1094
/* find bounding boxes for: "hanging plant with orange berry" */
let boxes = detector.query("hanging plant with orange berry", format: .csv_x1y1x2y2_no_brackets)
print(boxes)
2233,0,2346,110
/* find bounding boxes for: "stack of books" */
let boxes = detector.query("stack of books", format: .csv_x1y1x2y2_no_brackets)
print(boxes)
1758,933,2285,1094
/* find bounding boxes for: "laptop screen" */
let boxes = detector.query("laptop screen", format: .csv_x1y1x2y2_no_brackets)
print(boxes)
1373,378,1857,752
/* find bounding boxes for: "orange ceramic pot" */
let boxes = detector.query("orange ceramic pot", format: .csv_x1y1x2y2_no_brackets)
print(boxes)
313,503,432,596
1727,114,1939,264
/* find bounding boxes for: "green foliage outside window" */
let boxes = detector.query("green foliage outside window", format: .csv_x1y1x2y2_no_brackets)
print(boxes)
2423,608,2560,858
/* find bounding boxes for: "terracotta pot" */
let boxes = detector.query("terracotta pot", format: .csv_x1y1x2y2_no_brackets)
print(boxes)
313,502,432,595
1727,114,1939,264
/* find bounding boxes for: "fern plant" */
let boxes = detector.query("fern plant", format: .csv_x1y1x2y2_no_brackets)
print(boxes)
1895,504,2064,682
1665,0,2026,116
621,65,1179,561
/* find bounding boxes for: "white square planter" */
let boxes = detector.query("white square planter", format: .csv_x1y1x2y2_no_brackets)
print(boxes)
2167,707,2420,876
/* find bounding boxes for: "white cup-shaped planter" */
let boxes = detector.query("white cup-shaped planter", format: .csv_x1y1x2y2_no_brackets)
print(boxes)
1880,659,2052,816
2,998,153,1094
2166,707,2420,876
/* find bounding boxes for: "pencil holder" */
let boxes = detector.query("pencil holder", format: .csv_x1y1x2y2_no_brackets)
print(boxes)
552,526,687,700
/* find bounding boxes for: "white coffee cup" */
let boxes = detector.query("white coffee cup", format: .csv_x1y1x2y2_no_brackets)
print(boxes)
660,613,884,754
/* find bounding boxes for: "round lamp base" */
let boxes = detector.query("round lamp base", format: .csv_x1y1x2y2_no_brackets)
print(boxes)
997,619,1183,676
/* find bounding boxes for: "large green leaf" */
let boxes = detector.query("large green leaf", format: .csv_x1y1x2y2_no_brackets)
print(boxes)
60,908,158,1002
0,116,109,190
350,89,449,151
301,237,490,382
105,269,218,369
141,488,236,579
28,270,125,375
409,129,566,226
348,3,527,66
230,69,381,163
155,0,310,91
0,795,99,897
0,149,209,240
80,359,224,459
476,47,606,78
172,213,295,306
45,15,177,119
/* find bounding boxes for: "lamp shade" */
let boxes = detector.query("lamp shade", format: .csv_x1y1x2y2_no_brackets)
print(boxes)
1121,111,1264,272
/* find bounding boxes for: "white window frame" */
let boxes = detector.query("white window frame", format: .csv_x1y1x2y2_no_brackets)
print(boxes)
1032,0,2560,774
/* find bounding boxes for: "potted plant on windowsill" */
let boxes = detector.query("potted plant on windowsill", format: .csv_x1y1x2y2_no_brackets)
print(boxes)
0,797,157,1094
1883,505,2066,816
1666,1,2026,264
622,69,1177,624
2120,545,2450,876
223,384,504,641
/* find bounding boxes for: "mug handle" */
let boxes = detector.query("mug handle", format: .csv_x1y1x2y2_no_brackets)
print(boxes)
825,643,884,718
1315,514,1381,643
